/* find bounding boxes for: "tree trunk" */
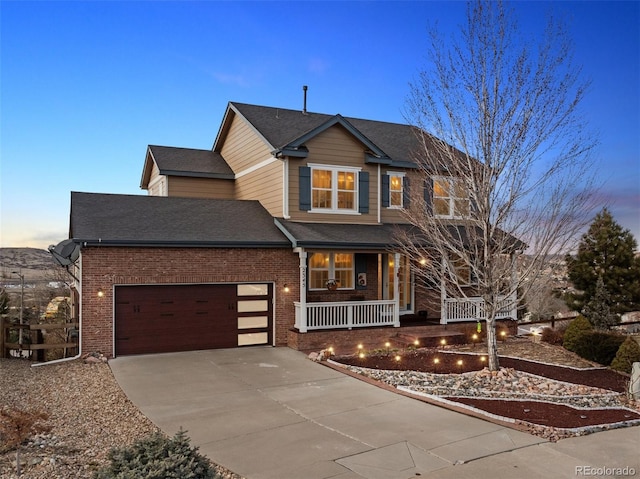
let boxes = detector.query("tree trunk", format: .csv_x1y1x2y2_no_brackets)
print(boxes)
486,317,500,371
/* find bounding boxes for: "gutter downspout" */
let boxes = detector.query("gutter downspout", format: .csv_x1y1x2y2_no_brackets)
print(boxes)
32,254,83,367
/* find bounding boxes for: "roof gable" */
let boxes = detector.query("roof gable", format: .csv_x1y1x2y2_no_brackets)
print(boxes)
214,102,420,168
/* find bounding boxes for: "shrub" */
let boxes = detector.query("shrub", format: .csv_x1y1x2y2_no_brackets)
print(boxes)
0,407,51,477
571,331,626,365
563,315,593,353
611,337,640,374
94,429,219,479
541,327,564,346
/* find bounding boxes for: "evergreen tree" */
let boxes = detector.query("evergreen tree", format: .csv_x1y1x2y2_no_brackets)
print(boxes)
566,208,640,314
582,275,619,329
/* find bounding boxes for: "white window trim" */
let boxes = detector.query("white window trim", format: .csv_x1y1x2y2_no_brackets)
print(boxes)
386,171,406,209
433,176,469,219
308,163,361,214
308,252,355,290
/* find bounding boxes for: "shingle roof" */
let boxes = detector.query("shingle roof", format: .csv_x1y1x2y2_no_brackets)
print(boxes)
274,219,420,249
148,145,234,178
220,103,424,168
70,192,290,247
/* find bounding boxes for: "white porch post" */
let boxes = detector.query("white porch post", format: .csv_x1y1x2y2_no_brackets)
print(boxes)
393,252,400,327
298,249,308,333
440,257,447,325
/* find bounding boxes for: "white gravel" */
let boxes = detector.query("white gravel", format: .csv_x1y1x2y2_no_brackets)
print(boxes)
338,364,626,409
0,358,243,479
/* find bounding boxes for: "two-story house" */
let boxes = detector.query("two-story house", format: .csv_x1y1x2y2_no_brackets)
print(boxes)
62,101,518,357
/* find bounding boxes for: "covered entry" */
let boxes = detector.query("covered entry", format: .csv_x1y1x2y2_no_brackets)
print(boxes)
115,283,273,355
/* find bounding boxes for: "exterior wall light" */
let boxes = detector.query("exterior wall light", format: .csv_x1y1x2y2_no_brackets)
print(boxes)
97,289,105,298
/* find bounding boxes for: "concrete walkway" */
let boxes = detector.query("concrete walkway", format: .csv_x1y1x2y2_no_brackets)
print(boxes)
110,347,640,479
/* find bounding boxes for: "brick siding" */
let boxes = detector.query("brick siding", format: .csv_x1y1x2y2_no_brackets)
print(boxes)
79,246,299,356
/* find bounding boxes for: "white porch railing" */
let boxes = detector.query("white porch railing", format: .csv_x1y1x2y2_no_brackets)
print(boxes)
443,295,516,322
294,300,398,332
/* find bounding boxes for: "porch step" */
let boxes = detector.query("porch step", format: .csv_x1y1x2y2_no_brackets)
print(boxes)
392,330,466,348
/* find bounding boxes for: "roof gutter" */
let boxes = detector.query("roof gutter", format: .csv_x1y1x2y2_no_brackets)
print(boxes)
75,239,291,248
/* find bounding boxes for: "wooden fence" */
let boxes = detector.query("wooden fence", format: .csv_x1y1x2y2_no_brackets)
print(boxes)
0,316,78,361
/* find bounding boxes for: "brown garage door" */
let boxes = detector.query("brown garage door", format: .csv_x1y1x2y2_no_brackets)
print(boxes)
115,283,273,356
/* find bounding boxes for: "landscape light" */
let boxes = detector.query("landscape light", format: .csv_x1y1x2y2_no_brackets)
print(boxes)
440,339,447,346
395,355,401,362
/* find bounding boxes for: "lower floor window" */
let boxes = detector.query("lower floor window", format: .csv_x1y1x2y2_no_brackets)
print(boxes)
309,252,354,290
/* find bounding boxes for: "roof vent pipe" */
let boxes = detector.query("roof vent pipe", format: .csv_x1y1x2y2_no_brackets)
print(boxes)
302,85,308,115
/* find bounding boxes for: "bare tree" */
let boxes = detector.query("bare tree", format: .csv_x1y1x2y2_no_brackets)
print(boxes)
397,1,598,370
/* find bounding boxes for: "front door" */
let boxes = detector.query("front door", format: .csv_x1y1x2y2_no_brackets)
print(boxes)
383,254,412,312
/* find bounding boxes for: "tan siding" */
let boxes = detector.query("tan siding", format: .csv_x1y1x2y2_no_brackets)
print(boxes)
146,163,163,196
167,177,236,199
288,125,379,224
219,113,284,215
221,114,273,173
236,160,283,216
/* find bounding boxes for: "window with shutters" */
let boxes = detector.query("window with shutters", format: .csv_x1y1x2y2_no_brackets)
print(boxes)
433,177,470,218
309,164,360,213
387,172,405,208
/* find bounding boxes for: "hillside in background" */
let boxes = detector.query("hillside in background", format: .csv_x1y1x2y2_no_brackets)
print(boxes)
0,248,59,281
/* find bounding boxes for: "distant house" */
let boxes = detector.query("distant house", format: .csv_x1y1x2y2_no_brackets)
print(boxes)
66,101,518,357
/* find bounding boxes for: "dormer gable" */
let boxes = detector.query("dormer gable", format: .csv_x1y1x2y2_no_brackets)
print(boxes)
140,145,235,190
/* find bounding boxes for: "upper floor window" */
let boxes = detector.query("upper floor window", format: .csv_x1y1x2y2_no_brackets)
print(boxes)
433,177,469,218
299,165,368,214
382,172,409,209
311,165,359,213
308,252,354,290
390,175,403,207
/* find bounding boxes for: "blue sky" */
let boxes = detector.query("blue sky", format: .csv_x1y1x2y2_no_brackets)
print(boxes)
1,1,638,249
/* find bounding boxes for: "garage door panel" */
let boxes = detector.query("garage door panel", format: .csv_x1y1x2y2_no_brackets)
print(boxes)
115,284,272,356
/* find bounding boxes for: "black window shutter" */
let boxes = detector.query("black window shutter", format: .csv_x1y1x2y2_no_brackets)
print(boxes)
424,177,433,215
381,174,390,207
403,176,411,208
299,166,311,211
358,171,369,213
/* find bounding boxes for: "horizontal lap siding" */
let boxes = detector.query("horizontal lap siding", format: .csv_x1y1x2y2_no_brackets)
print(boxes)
221,115,272,173
221,113,283,215
167,177,236,199
80,247,299,357
236,160,283,217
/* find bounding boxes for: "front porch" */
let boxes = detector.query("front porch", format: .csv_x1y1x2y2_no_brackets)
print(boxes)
293,295,517,332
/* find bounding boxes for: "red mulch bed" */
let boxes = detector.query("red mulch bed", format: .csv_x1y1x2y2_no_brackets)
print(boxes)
334,349,639,431
445,397,640,429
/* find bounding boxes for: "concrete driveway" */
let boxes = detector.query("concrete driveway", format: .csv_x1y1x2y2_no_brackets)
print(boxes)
110,347,640,479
